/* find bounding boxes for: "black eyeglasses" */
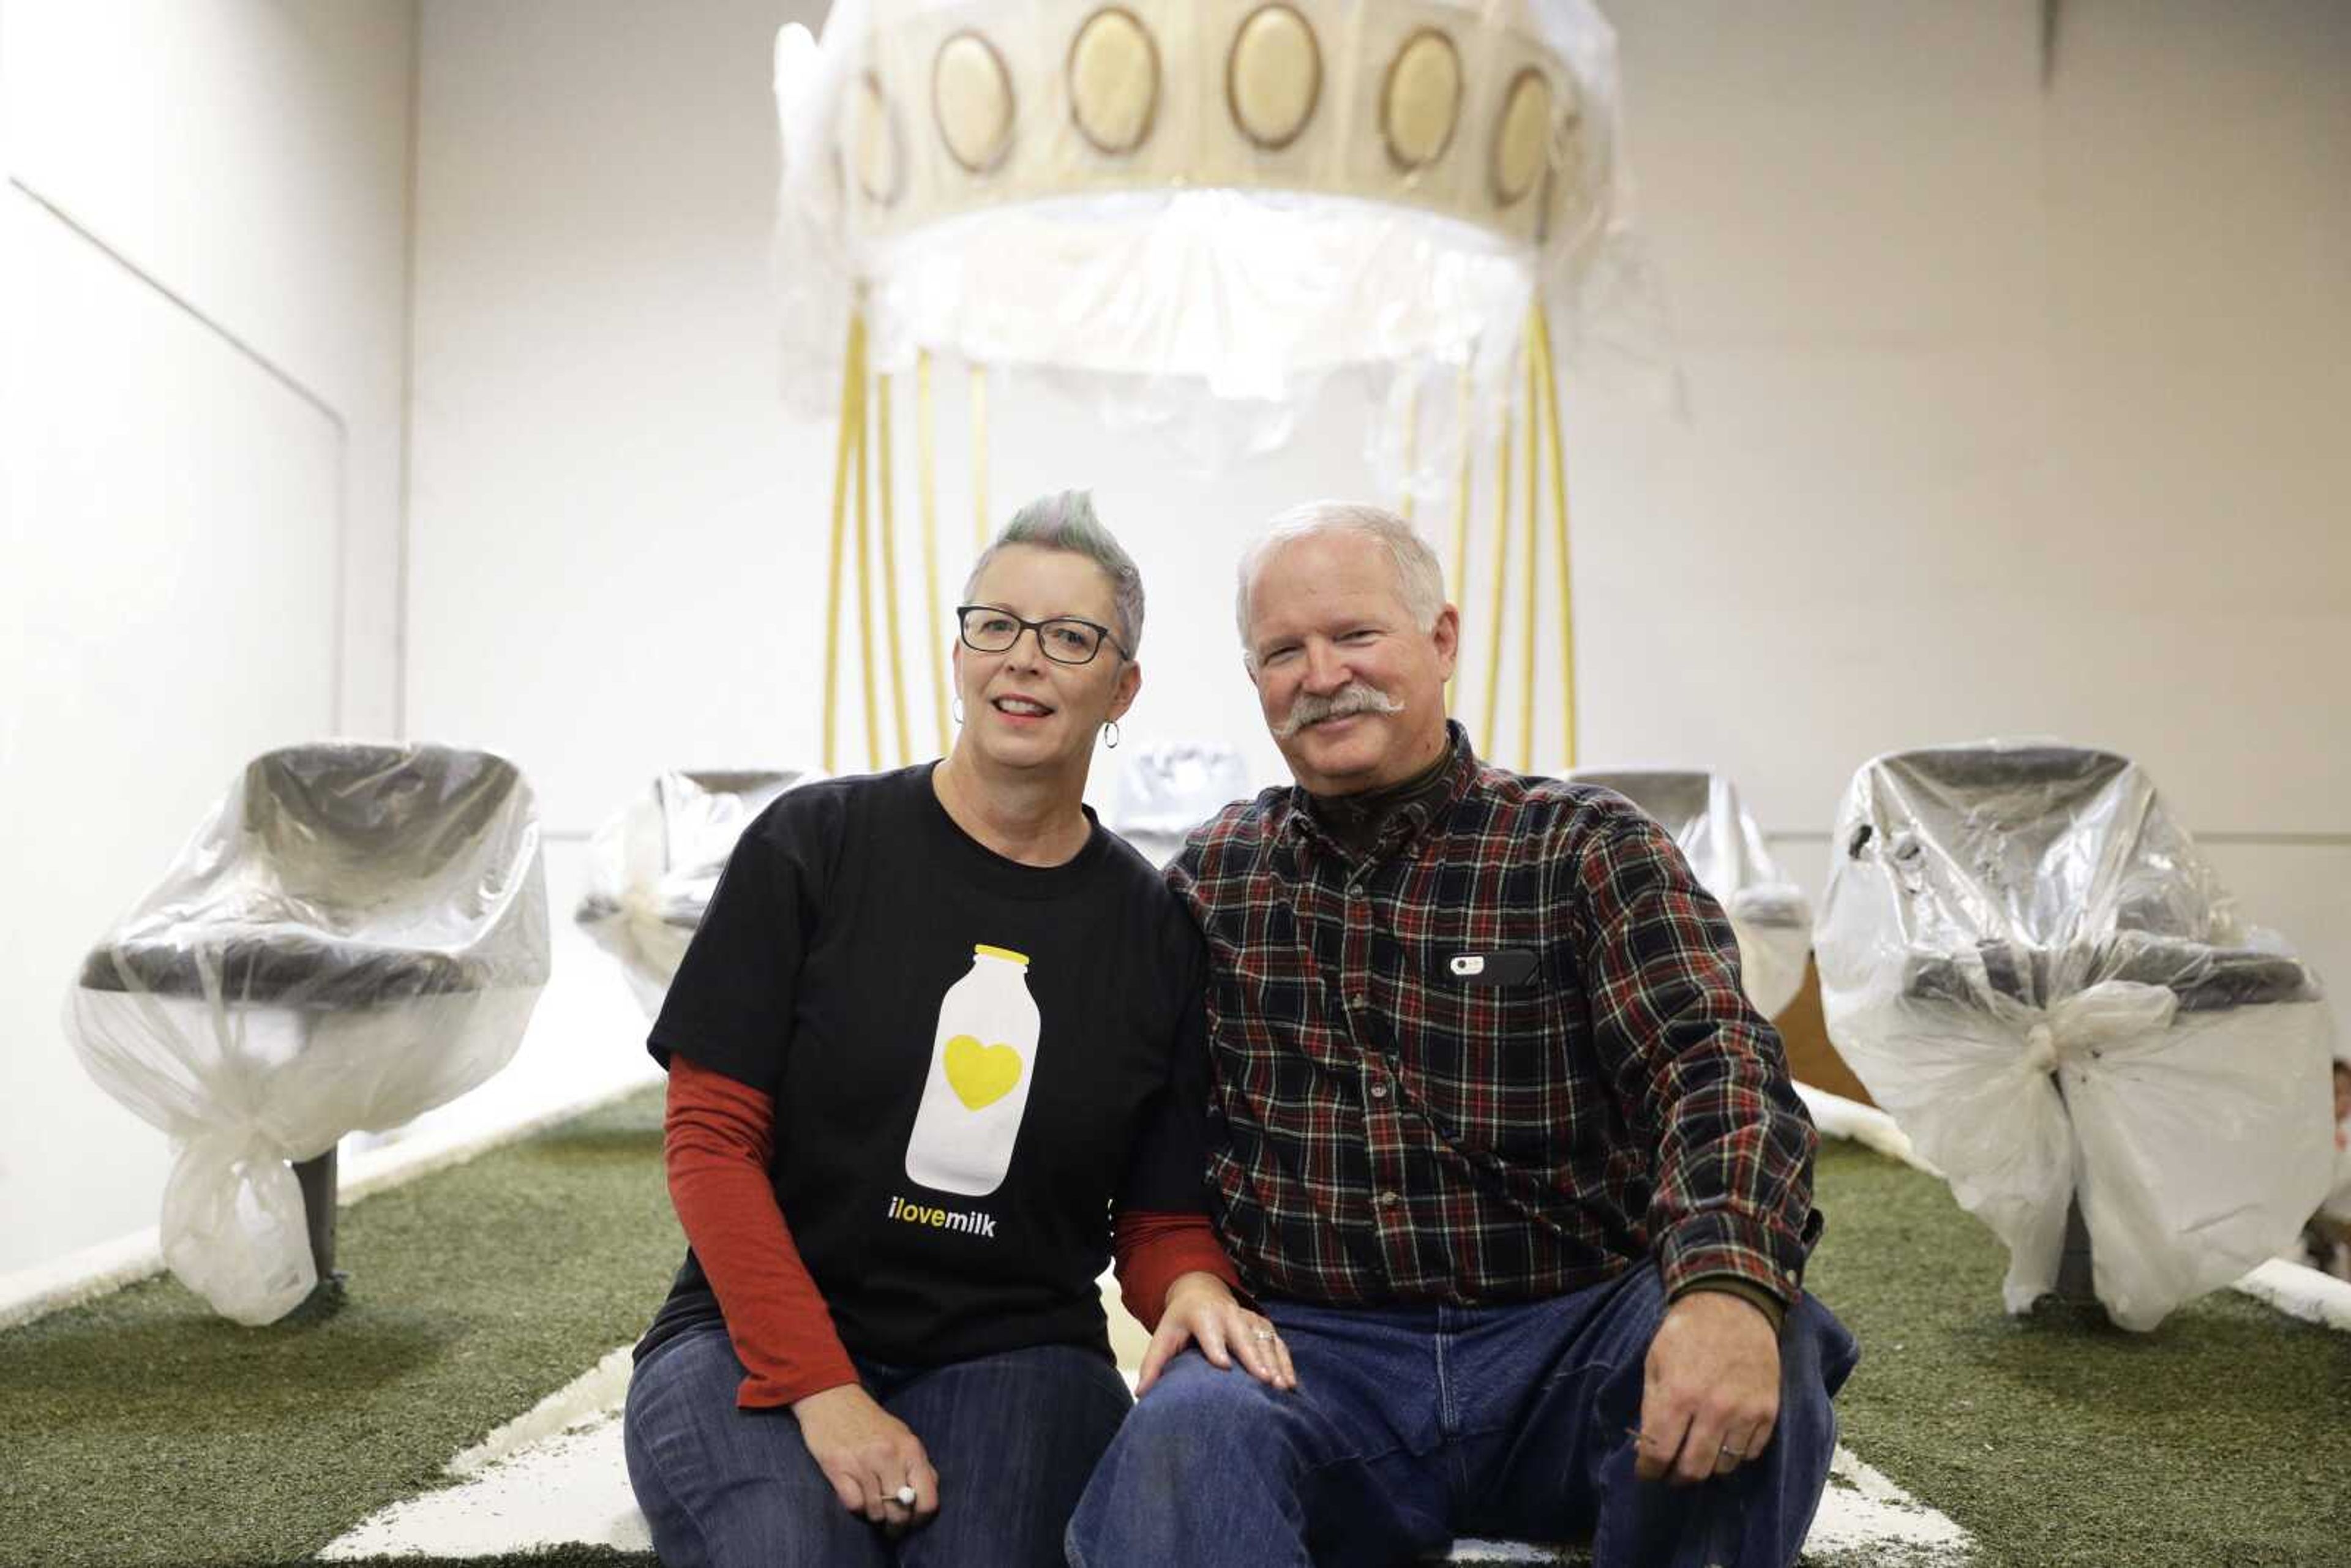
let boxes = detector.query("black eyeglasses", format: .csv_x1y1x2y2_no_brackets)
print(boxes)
955,604,1131,666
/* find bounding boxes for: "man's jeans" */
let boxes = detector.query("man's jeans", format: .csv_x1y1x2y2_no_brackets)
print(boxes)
624,1322,1130,1568
1067,1264,1858,1568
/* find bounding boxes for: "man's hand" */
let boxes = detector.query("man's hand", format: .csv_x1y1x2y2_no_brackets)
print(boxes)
1633,1289,1781,1486
790,1383,939,1533
1135,1271,1298,1395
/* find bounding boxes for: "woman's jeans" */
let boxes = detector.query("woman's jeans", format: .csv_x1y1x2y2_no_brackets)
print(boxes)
624,1322,1131,1568
1068,1263,1858,1568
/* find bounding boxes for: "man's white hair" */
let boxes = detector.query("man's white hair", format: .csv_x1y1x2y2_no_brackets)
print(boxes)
1235,500,1448,664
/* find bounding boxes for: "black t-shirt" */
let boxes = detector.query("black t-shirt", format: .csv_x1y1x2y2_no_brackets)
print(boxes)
636,764,1213,1370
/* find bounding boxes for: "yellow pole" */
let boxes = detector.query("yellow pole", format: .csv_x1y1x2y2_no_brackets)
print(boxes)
1519,320,1540,773
820,310,868,774
1399,378,1420,523
971,364,990,550
1479,399,1512,759
1532,301,1578,768
918,350,948,754
877,370,911,765
1444,362,1472,712
855,346,881,771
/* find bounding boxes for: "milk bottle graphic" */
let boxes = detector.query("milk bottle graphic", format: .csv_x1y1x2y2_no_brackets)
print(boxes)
903,944,1040,1196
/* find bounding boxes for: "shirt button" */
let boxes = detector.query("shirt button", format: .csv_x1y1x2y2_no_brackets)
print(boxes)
1349,994,1370,1009
1369,1083,1389,1100
1377,1190,1400,1207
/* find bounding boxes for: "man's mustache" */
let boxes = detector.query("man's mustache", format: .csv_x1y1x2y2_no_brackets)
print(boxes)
1273,681,1405,740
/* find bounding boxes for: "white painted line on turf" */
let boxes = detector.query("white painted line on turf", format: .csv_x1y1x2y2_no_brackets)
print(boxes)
451,1345,636,1477
320,1409,651,1560
1797,1083,2351,1335
1794,1083,1940,1178
2232,1256,2351,1333
323,1364,1973,1563
1807,1444,1973,1559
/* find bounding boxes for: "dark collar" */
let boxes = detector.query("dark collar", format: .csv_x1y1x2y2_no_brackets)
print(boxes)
1288,721,1480,861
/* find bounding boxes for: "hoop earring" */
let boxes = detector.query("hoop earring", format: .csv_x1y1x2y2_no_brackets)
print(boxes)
951,697,964,727
1103,720,1121,749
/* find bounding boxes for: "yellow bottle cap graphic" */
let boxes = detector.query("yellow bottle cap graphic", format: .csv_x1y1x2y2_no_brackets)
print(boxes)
972,943,1029,966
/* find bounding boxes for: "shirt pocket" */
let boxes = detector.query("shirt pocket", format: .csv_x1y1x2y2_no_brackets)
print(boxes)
1441,947,1540,986
1402,946,1565,1153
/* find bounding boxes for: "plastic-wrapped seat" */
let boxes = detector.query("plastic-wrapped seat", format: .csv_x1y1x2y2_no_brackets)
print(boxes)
1106,741,1252,868
1569,768,1811,1019
1816,741,2334,1329
67,743,550,1326
576,770,817,1016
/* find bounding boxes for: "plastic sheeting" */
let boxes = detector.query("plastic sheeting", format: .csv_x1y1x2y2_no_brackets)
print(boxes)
576,770,817,1016
1570,768,1810,1019
66,744,549,1326
1816,742,2334,1330
771,0,1651,475
1106,741,1253,866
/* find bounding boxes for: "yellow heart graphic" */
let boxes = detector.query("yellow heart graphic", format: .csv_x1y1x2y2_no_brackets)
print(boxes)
943,1034,1023,1110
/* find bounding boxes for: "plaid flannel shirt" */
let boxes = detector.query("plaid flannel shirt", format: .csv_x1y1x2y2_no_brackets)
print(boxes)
1169,724,1821,1310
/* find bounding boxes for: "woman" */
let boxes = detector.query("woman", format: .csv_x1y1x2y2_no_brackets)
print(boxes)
622,491,1289,1568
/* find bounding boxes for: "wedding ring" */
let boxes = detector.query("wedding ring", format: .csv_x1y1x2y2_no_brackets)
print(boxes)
1253,1328,1278,1342
894,1485,917,1506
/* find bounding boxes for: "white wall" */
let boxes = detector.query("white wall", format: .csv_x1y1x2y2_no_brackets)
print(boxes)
1583,0,2351,994
0,0,416,1272
404,0,837,833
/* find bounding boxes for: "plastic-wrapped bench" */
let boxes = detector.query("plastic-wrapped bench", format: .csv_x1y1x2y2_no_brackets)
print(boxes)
1815,741,2334,1329
574,768,817,1018
69,742,550,1325
1107,740,1253,868
1569,768,1811,1019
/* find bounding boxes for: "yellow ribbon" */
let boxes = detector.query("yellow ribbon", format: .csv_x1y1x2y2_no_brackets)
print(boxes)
820,309,868,773
1531,299,1577,768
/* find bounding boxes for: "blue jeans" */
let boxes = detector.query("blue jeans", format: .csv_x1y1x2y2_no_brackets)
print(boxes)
624,1322,1131,1568
1067,1264,1857,1568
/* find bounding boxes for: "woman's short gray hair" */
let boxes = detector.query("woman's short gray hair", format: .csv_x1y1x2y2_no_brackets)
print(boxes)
1235,500,1447,659
964,489,1146,655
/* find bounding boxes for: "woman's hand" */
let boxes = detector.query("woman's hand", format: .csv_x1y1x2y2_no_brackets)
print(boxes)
790,1383,939,1533
1136,1271,1298,1395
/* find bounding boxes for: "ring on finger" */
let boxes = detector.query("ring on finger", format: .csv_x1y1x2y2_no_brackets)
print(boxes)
1251,1327,1278,1343
894,1485,917,1506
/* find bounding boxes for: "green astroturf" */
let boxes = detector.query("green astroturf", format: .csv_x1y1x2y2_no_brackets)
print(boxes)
0,1089,680,1568
1805,1140,2351,1567
5,1093,2348,1567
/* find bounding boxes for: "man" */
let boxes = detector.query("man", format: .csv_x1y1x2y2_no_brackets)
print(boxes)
1068,502,1855,1568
